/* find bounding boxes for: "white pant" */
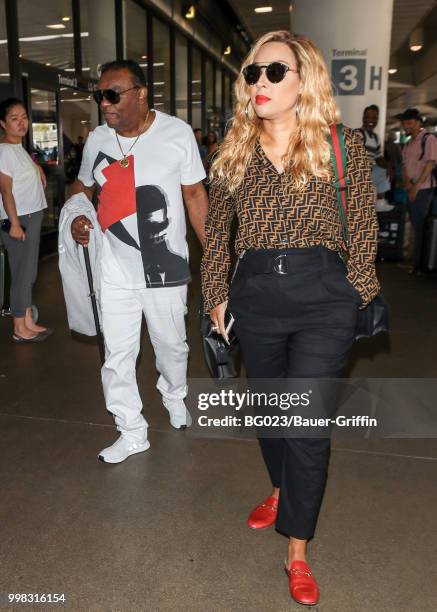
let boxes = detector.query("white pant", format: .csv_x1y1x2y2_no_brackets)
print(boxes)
100,281,189,441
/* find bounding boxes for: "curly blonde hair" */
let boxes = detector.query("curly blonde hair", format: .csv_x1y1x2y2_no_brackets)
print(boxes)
210,31,340,192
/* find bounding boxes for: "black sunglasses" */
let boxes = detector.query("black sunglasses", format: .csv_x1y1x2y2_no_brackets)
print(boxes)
242,62,298,85
92,86,140,105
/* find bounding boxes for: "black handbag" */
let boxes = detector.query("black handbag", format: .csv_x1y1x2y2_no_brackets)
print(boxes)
329,124,389,340
200,300,241,379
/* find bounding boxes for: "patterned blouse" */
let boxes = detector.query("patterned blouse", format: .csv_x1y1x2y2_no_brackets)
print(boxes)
201,126,380,312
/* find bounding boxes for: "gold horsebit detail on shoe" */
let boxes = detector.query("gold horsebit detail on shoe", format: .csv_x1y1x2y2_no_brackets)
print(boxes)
259,502,278,511
289,568,313,577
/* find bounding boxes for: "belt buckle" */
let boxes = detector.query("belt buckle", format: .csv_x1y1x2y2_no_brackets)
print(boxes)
273,254,288,275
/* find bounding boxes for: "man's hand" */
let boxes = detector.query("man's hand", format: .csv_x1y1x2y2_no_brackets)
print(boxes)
182,181,208,247
71,215,93,245
9,223,25,241
210,300,229,344
408,185,418,202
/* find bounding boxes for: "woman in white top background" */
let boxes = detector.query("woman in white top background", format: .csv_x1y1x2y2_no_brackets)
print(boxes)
0,97,52,342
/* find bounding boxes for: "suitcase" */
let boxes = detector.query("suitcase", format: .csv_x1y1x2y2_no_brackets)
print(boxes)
423,215,437,271
0,243,11,315
377,206,406,261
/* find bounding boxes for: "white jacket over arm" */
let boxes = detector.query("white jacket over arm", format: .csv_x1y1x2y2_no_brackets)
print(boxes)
58,193,103,336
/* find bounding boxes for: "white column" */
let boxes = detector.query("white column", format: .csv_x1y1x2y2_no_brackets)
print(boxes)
291,0,393,144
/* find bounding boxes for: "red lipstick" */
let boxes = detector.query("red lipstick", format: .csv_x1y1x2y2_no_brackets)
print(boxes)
255,95,271,105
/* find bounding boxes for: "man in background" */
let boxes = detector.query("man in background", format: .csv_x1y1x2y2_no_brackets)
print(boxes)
401,108,437,273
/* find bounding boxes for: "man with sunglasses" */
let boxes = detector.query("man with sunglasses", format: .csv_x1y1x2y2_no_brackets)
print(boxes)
71,59,207,463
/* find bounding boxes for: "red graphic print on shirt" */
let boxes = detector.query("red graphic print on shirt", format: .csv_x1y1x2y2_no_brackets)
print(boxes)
97,154,136,231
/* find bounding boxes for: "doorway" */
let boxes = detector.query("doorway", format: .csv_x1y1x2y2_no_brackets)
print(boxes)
22,68,95,253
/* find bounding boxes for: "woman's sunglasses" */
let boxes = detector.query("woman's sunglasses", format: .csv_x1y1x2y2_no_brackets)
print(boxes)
92,86,140,105
242,62,298,85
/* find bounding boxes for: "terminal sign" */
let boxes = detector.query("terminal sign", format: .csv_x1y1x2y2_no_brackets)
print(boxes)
331,51,383,96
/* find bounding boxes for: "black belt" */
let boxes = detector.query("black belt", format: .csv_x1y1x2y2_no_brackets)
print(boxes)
239,247,327,276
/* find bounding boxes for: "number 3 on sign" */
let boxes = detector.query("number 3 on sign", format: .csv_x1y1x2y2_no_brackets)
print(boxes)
339,65,358,91
331,59,365,96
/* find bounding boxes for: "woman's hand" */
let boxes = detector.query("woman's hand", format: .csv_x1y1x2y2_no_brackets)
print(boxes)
210,300,229,344
10,223,25,241
71,215,94,245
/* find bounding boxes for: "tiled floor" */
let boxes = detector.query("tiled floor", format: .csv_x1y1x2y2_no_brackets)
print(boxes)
1,254,436,612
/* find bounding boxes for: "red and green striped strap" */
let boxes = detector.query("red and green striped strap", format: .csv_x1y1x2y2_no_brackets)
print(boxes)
328,123,349,244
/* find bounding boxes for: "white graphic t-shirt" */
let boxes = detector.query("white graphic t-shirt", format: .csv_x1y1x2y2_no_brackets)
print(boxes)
78,111,206,288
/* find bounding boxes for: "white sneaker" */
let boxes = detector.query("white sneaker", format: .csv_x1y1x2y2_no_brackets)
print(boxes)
162,398,192,429
98,435,150,463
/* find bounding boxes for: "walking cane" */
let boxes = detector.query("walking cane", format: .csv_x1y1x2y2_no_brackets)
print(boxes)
82,244,105,365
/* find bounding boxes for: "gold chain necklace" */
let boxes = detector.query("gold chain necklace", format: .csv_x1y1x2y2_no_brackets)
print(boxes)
115,110,150,168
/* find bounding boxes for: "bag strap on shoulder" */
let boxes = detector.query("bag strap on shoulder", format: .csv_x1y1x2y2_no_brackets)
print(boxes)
328,123,349,244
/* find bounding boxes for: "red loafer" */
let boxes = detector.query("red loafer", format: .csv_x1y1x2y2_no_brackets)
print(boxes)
285,560,320,606
247,495,278,529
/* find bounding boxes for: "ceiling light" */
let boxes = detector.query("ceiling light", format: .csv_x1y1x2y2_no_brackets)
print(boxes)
46,23,66,30
223,45,231,55
388,68,398,75
62,16,70,22
45,62,51,66
141,55,147,59
183,4,196,19
409,27,423,52
254,6,273,13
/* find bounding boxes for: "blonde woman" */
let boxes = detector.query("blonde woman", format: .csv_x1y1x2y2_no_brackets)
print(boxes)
201,31,379,606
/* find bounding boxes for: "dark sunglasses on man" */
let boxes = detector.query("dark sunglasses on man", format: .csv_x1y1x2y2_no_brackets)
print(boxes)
92,86,140,105
242,62,298,86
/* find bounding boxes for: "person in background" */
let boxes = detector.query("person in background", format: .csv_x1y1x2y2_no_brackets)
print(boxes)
373,164,394,212
358,105,385,167
401,108,437,274
201,30,379,607
358,104,392,213
193,127,208,163
203,131,219,176
0,97,52,343
384,130,403,199
204,131,218,157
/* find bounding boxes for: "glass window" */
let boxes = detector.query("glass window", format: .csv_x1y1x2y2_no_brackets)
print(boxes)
215,65,222,113
17,1,75,70
59,87,93,190
224,72,232,117
191,46,202,130
81,0,116,79
205,57,213,114
0,0,9,90
123,0,148,79
175,33,187,122
153,18,170,114
30,89,60,232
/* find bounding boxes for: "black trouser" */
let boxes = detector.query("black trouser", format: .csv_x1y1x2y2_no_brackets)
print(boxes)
228,246,360,540
407,187,434,269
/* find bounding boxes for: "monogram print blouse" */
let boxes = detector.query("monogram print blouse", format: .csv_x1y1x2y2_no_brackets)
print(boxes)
201,126,380,312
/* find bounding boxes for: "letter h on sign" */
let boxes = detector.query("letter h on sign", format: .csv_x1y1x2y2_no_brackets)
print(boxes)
331,59,366,96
